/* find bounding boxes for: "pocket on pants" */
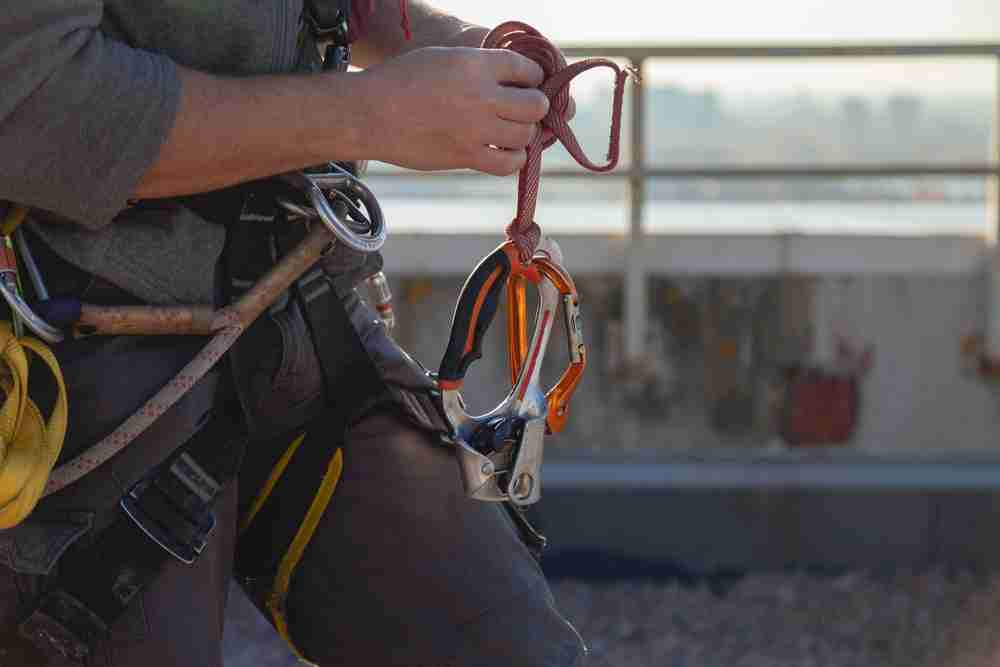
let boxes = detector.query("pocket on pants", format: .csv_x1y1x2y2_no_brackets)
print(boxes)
229,298,325,441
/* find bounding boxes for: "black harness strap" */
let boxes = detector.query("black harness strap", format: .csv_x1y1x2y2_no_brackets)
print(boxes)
297,270,385,415
19,416,245,663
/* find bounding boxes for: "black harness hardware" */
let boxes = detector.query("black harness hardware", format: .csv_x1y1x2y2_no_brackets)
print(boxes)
19,417,245,662
303,0,351,43
120,452,220,566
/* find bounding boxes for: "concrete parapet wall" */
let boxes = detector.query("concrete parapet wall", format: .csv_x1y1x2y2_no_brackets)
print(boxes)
382,263,1000,457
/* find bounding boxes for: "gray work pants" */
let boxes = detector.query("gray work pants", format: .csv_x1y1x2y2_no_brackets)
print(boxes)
0,411,586,667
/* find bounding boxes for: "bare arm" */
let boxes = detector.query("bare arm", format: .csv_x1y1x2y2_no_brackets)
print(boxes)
133,68,367,199
134,2,532,200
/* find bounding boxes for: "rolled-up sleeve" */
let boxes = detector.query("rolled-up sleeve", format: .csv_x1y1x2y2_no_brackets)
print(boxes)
0,2,181,228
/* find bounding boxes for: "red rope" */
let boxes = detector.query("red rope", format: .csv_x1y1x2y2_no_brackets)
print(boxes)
399,0,411,40
483,22,636,263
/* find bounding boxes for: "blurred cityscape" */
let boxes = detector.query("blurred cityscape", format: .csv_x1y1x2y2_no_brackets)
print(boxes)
375,86,994,203
640,86,991,202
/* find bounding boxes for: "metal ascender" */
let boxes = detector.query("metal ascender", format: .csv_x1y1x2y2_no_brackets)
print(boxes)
436,238,586,506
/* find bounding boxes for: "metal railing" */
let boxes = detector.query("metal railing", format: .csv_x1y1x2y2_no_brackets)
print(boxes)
377,43,1000,364
558,42,1000,363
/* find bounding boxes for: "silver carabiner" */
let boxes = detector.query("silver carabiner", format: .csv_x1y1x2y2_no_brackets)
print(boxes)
0,281,63,344
278,163,386,254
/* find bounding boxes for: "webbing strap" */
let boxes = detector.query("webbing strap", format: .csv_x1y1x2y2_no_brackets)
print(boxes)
239,432,307,535
0,323,68,529
265,448,342,665
236,420,348,663
296,270,385,418
19,419,244,663
238,430,345,665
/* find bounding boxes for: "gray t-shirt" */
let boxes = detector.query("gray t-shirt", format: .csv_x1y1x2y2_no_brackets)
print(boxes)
0,1,325,304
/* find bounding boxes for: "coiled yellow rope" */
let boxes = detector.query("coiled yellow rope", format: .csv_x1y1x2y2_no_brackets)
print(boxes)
0,322,68,528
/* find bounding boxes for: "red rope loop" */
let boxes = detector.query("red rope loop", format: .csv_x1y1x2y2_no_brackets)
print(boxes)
483,22,637,263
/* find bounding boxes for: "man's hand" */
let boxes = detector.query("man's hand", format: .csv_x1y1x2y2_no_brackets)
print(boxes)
134,6,573,199
359,47,550,176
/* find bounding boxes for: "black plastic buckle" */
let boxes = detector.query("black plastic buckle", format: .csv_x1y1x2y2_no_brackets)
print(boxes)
303,0,351,43
120,453,218,566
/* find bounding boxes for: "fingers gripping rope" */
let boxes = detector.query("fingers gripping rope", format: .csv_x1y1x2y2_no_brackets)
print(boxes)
483,22,637,263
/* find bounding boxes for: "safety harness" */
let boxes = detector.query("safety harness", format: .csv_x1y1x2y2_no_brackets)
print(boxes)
3,10,630,664
9,4,411,661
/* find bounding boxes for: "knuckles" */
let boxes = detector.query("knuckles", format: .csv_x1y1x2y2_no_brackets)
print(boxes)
474,149,524,177
520,124,537,147
529,93,550,121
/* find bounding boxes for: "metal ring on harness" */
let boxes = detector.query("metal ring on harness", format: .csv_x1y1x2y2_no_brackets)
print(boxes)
278,164,386,254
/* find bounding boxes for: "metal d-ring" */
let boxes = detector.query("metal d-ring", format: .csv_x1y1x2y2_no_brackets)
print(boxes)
280,166,386,254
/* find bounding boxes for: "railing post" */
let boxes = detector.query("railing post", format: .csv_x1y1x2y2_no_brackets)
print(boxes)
993,56,1000,245
987,56,1000,362
624,56,647,367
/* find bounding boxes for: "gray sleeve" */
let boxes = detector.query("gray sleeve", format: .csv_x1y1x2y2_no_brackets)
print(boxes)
0,2,181,229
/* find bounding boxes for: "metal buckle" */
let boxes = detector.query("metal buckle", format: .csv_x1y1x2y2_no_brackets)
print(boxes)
120,458,217,566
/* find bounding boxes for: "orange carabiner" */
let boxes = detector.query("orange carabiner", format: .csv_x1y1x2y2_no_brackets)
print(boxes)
505,244,587,434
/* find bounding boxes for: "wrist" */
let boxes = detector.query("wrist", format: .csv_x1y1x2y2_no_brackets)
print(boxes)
324,69,386,162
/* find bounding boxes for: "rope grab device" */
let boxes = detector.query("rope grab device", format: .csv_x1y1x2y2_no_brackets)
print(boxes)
434,22,636,506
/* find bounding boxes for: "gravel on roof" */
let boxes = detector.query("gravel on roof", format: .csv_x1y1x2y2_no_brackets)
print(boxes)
223,571,1000,666
551,571,1000,667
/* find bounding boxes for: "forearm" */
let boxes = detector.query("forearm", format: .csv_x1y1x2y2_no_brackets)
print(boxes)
135,2,495,200
351,0,488,67
134,66,370,199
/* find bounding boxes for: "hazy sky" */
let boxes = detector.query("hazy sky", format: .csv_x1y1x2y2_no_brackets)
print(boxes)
432,0,1000,97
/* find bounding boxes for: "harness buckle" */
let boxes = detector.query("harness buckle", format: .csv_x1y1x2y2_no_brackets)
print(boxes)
120,453,218,566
